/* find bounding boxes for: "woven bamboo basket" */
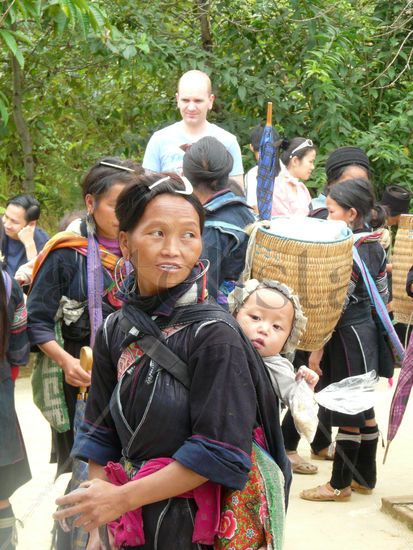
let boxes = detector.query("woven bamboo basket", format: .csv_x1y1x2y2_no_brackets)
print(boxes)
250,219,354,351
392,214,413,324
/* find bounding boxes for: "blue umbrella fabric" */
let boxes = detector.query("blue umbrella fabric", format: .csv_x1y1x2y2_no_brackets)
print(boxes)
256,102,278,220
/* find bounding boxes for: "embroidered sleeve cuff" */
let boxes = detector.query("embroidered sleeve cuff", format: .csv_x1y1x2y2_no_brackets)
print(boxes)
173,435,251,490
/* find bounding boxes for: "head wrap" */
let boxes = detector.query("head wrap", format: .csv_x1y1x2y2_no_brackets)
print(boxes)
228,279,307,354
380,184,412,216
325,147,370,179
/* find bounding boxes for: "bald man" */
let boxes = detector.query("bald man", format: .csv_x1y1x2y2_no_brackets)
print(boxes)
143,70,244,188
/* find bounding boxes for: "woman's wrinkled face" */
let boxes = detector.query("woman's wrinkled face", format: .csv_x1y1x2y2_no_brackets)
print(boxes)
85,183,125,240
120,194,203,296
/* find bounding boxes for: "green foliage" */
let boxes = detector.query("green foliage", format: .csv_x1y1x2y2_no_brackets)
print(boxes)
0,0,412,230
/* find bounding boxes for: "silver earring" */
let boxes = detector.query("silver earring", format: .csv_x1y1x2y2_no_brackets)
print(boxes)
114,257,136,295
186,259,210,283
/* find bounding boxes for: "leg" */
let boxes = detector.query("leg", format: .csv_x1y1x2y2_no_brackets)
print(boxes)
311,405,334,459
282,409,301,452
352,411,379,494
0,499,16,550
300,426,359,502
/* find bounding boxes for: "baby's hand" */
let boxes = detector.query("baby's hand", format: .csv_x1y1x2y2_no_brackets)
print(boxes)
296,366,319,390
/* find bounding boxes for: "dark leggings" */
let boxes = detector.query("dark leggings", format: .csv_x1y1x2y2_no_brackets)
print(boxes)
282,405,332,452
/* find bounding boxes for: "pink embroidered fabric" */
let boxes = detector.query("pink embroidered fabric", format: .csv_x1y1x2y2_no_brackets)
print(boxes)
105,458,221,547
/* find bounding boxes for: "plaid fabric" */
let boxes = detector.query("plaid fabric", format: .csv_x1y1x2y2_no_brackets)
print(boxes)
256,125,278,220
387,330,413,442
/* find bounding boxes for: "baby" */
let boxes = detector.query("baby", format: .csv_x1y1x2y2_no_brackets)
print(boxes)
229,279,318,419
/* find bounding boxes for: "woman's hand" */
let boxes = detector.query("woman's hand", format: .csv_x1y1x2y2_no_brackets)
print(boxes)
296,366,319,390
54,480,125,532
308,348,324,376
61,356,91,387
39,341,91,387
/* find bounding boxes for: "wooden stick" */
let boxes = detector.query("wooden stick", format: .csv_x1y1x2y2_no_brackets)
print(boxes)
78,346,93,400
266,102,273,126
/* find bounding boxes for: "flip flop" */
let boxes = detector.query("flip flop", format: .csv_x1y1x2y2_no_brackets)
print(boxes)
286,451,318,475
300,483,351,502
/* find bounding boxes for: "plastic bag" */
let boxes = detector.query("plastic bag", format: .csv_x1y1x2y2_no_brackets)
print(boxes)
290,379,318,443
315,370,378,414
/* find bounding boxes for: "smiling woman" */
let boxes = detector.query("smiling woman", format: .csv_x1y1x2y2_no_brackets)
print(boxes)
57,173,291,550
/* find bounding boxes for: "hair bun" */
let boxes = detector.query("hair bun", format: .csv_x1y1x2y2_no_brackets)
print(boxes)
280,138,290,151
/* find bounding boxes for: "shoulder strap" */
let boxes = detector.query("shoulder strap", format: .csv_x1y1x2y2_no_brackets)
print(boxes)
118,303,239,389
137,334,191,389
352,245,404,360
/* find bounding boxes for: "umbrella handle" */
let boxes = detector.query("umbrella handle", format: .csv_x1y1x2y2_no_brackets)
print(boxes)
79,346,93,397
266,102,272,126
382,440,391,465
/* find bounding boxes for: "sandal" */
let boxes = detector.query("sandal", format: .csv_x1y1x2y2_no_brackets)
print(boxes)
351,480,373,495
311,443,335,461
286,451,318,475
300,483,351,502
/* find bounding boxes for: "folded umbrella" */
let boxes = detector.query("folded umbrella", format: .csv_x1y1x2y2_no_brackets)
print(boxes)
256,102,278,221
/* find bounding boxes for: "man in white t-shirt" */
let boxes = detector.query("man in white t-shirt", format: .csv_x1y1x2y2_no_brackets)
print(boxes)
143,70,244,188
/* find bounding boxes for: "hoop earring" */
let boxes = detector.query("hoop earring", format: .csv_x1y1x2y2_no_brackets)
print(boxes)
114,257,137,295
86,212,96,236
186,259,210,284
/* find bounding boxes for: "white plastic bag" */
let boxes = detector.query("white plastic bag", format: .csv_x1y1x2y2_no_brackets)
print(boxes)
290,379,318,443
289,371,378,443
315,371,378,414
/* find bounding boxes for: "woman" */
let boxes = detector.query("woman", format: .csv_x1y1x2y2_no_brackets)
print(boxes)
182,136,255,303
283,146,373,470
27,158,142,547
271,138,316,217
310,146,371,217
301,179,388,501
0,219,31,550
54,174,291,550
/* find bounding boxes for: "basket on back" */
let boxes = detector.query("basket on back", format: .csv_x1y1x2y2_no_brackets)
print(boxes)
248,217,354,351
392,214,413,324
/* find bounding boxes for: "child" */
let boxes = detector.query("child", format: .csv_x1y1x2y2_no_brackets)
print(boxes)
229,278,319,428
301,178,388,502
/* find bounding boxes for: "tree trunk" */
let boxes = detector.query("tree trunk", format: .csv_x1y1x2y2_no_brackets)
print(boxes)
196,0,212,52
11,52,34,193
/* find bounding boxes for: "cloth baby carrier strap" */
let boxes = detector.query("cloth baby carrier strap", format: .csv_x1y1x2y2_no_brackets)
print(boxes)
118,304,238,389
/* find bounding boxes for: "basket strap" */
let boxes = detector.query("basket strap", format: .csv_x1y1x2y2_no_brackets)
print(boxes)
352,245,404,360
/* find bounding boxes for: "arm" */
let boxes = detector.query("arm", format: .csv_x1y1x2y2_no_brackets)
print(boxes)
56,322,256,529
27,249,89,387
39,340,89,387
142,133,161,172
228,139,244,188
55,461,207,531
7,280,30,367
18,225,37,261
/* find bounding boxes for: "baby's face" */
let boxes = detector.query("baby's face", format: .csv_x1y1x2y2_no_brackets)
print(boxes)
236,288,295,357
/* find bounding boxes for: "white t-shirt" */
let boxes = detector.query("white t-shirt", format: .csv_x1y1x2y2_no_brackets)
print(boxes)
244,165,258,207
142,121,244,176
